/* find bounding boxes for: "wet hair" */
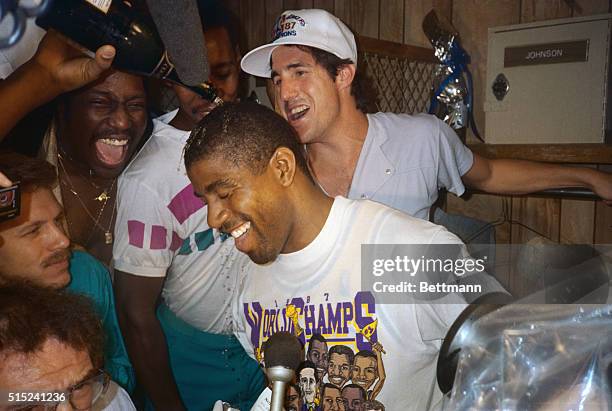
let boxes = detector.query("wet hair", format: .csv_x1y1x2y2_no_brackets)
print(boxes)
297,360,319,383
0,283,104,369
329,344,355,365
363,399,385,411
184,101,312,179
0,151,56,193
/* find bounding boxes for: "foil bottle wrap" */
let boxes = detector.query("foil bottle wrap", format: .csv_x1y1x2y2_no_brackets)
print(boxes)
423,10,480,141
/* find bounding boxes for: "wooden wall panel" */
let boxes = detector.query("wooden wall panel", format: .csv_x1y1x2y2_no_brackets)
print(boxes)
334,0,354,30
559,165,597,244
560,199,595,244
379,0,404,42
265,0,284,41
595,165,612,244
334,0,380,38
224,0,242,22
353,0,381,37
511,197,561,243
403,0,452,47
520,0,571,23
284,0,315,10
313,0,335,13
570,0,611,15
446,193,511,243
240,0,268,50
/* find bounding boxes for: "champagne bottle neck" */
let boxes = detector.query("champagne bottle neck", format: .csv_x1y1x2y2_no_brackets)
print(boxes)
163,68,223,106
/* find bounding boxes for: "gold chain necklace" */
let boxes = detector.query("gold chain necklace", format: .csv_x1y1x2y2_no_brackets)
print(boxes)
57,154,117,245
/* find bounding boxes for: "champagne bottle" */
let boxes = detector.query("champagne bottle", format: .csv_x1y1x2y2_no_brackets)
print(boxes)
35,0,223,105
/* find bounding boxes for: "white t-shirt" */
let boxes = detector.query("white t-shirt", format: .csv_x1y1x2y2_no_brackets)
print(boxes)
234,197,466,410
113,111,240,333
349,113,474,219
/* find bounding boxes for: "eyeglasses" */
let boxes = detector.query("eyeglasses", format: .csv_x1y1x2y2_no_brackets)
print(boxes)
1,369,110,411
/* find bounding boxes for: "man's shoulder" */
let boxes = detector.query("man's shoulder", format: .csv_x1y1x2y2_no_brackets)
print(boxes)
69,249,108,276
67,250,112,305
121,112,188,179
370,112,442,139
366,112,450,168
353,198,458,243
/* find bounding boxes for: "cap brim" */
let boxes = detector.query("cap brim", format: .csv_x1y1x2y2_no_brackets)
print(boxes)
240,43,280,78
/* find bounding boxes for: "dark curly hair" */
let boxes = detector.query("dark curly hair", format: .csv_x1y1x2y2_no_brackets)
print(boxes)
184,101,312,180
0,283,104,369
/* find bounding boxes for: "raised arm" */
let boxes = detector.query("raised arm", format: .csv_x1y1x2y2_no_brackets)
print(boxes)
0,30,115,139
462,153,612,204
114,270,187,411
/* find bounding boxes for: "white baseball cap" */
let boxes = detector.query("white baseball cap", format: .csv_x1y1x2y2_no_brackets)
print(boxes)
240,9,357,78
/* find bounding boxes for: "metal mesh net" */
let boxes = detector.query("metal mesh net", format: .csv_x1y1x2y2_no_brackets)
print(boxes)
361,51,437,114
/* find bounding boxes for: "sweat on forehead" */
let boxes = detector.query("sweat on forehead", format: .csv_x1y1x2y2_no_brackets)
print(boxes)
184,101,306,175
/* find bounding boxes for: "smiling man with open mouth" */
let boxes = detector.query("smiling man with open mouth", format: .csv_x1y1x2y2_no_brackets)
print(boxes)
57,70,147,179
184,102,470,411
40,69,149,264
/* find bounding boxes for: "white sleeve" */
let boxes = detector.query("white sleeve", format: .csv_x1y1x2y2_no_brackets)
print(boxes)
435,118,474,197
112,175,176,277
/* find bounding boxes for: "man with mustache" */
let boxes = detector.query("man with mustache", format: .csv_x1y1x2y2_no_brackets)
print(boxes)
184,102,469,410
0,152,134,395
112,3,264,410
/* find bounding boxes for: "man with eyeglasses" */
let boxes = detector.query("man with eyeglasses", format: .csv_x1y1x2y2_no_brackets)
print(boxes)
0,283,135,410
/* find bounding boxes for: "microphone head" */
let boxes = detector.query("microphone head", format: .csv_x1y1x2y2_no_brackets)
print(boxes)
263,331,303,371
145,0,209,85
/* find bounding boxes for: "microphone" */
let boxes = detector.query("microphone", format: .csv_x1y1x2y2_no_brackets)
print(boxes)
144,0,209,86
263,332,303,411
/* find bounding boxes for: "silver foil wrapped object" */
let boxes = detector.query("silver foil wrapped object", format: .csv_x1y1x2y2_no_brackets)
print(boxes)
423,10,479,139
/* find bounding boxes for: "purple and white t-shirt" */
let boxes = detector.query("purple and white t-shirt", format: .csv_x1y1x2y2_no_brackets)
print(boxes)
234,197,466,410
